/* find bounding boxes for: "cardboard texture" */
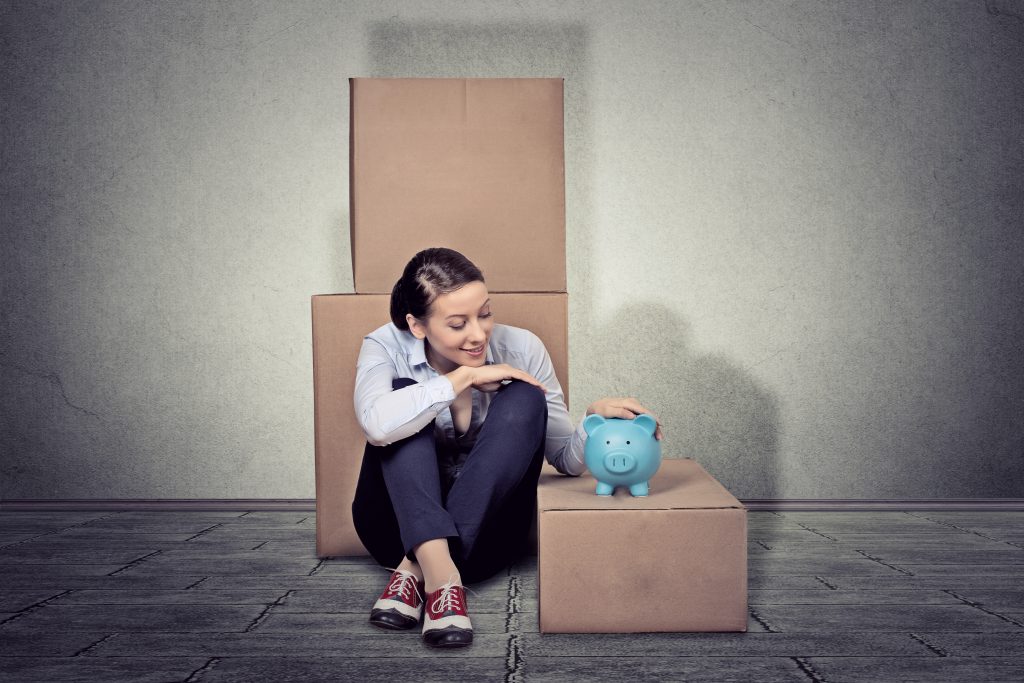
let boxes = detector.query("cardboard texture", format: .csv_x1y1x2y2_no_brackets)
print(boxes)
537,458,748,633
350,78,566,294
312,293,570,558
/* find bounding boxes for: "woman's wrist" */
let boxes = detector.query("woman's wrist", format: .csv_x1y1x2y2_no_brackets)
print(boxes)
445,365,475,395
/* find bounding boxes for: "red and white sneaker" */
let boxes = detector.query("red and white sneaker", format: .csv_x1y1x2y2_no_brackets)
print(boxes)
422,579,473,648
369,569,424,630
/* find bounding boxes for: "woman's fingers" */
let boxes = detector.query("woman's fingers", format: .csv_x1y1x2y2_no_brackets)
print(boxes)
613,406,637,420
514,369,546,391
477,364,545,392
608,397,664,440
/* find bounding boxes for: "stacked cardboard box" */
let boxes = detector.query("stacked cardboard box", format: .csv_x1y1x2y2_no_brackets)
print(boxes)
312,78,569,558
537,459,747,632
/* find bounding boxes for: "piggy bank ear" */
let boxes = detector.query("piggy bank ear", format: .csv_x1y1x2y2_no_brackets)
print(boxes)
633,414,657,436
583,414,606,436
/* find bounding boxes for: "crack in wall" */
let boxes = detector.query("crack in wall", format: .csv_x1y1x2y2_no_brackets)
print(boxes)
0,360,106,422
987,0,1024,22
307,559,325,576
184,576,209,590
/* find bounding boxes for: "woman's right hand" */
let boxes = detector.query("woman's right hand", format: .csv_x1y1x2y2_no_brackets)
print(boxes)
447,363,546,394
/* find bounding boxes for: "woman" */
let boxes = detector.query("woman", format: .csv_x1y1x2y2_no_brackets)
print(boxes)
351,247,663,648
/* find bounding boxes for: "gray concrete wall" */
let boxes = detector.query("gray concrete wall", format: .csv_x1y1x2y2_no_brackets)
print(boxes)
2,0,1022,499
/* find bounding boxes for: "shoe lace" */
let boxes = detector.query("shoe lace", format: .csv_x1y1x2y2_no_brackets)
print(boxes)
430,577,472,614
384,568,421,602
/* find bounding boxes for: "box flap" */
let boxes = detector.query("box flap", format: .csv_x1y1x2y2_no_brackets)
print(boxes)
537,458,744,512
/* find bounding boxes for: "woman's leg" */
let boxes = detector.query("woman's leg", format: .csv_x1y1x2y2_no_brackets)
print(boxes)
443,379,548,584
351,378,459,572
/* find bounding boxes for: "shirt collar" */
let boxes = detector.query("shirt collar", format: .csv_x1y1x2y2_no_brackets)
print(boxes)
409,334,429,367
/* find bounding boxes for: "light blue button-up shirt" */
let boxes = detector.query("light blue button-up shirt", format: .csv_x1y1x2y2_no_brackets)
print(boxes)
354,322,587,476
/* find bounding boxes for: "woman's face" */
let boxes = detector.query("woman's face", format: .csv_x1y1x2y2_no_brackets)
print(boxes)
407,280,493,373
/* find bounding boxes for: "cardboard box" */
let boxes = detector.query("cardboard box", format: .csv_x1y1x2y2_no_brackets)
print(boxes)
537,458,748,633
349,78,566,294
312,292,570,558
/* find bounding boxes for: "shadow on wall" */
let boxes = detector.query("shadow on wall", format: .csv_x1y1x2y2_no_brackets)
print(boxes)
587,302,781,499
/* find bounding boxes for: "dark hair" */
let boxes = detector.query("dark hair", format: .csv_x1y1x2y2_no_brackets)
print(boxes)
390,248,485,331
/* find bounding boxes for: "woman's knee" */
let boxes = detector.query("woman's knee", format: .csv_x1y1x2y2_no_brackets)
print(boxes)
490,380,548,428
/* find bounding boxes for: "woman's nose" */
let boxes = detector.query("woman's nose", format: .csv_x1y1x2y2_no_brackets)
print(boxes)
467,320,486,342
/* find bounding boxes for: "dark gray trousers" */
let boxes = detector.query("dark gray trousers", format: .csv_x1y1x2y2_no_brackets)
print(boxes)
352,377,548,584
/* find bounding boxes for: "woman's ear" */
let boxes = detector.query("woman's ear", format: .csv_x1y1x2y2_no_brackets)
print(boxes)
633,413,657,436
406,314,426,339
583,414,606,436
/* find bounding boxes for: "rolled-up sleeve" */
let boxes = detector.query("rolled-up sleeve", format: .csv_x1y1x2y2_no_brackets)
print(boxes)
524,332,587,476
353,338,456,446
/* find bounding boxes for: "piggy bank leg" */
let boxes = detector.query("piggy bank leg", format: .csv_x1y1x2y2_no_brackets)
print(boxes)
595,481,614,496
629,481,649,497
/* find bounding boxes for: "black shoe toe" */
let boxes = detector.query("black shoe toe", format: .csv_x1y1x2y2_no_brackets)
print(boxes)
370,608,418,631
423,626,473,648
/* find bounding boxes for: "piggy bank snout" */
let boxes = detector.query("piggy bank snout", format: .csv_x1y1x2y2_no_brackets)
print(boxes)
604,451,636,474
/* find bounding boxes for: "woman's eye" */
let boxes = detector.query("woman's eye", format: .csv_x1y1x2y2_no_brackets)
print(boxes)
451,312,490,330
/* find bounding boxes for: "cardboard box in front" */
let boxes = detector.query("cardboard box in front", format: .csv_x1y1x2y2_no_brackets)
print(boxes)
312,292,570,558
349,77,566,294
537,458,748,632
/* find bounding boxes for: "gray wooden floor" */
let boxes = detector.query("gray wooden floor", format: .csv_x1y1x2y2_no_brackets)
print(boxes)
1,510,1023,682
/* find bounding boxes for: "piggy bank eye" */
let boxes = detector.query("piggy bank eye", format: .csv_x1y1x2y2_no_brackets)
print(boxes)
606,440,610,445
626,440,631,445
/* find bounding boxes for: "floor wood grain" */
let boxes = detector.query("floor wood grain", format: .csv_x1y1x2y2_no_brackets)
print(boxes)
2,510,1023,682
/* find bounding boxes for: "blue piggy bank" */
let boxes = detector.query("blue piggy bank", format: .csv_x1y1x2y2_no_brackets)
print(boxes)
583,414,662,497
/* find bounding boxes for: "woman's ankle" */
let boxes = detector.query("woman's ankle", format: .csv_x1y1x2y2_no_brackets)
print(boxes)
412,538,462,592
396,556,423,582
423,568,462,594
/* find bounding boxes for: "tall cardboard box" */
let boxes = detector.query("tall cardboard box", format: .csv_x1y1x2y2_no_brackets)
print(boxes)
314,77,571,558
349,78,566,294
312,293,570,558
537,458,748,632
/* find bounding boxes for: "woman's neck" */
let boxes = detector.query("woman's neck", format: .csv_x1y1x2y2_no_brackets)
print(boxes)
424,340,458,375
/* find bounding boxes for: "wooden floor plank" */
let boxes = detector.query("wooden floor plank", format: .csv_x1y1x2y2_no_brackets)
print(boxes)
0,656,210,683
2,508,1023,682
807,656,1024,683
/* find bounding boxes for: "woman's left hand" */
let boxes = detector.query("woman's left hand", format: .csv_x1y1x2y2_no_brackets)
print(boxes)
586,397,664,441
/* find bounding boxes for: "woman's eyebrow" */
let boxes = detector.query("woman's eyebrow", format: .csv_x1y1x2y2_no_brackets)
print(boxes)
445,299,491,320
